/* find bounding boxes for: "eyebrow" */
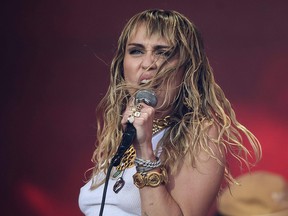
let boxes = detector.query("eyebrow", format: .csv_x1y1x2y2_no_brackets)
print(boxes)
127,43,171,50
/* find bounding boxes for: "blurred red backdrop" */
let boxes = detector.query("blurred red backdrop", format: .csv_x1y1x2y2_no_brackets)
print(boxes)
1,1,288,215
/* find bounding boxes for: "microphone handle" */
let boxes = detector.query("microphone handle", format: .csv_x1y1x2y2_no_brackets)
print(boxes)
112,123,136,166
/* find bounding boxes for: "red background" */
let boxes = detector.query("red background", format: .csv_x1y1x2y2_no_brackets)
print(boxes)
2,1,288,215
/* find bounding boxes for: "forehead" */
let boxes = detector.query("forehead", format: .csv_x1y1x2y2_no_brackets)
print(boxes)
127,23,171,46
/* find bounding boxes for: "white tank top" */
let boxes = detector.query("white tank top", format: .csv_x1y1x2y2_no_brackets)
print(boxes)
78,130,165,216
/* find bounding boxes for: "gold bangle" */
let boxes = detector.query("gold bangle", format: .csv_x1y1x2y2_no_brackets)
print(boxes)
133,166,168,189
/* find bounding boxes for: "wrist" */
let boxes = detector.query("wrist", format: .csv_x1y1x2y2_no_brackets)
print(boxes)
133,166,168,189
134,143,155,160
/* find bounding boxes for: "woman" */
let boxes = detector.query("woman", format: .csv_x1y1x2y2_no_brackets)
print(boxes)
79,9,261,216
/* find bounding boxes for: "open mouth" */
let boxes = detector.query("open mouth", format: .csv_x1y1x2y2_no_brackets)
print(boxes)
139,79,161,90
140,79,151,85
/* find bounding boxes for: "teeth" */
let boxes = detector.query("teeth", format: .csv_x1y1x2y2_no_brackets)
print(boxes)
140,79,151,84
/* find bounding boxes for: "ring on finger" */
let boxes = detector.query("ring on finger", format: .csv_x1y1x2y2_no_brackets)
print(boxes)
130,103,142,118
127,115,135,123
136,104,143,112
133,111,141,117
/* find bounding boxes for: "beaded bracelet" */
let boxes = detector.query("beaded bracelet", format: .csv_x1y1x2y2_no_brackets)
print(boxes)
136,165,157,173
134,157,161,168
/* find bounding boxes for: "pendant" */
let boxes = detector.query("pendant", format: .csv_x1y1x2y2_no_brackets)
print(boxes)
113,177,125,193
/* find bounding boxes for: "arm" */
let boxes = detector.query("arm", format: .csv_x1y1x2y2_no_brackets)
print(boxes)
139,128,225,216
122,104,224,215
166,141,225,216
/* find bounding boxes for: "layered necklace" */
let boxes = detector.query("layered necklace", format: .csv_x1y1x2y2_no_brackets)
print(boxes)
112,116,171,193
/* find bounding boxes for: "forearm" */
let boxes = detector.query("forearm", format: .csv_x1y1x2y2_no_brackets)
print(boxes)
133,155,183,215
139,184,183,216
134,140,183,215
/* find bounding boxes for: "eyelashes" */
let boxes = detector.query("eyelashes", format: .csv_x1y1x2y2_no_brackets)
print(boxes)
127,47,173,58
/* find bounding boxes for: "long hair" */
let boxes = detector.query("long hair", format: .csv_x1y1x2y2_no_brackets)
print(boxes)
89,9,261,188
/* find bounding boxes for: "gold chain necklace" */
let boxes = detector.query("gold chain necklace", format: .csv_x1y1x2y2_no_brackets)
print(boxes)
152,115,171,135
115,116,171,172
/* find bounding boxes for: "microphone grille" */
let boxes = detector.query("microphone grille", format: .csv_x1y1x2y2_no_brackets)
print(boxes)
135,90,158,107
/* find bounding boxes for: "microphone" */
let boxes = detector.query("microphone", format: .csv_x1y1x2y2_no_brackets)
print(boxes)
111,90,158,166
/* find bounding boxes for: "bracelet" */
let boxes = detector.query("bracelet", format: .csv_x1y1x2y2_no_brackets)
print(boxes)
136,165,157,173
133,166,168,188
134,157,161,168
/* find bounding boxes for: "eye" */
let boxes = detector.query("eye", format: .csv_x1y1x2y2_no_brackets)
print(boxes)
128,48,144,55
155,50,172,58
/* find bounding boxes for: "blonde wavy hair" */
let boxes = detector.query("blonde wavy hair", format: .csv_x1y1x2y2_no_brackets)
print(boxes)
89,9,261,188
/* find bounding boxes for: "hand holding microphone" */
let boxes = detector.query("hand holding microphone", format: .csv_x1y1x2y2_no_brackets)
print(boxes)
112,90,157,166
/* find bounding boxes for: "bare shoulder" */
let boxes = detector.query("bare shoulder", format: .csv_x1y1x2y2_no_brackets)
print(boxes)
166,122,225,215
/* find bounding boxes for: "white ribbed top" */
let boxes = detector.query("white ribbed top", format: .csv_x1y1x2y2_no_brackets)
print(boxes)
78,130,165,216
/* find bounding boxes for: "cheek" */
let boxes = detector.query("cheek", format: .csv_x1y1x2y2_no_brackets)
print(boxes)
165,70,184,99
168,67,184,87
123,58,137,84
123,61,131,82
156,78,182,106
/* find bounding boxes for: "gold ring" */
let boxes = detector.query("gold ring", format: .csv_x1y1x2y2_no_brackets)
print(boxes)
127,115,134,123
136,104,143,112
133,111,141,117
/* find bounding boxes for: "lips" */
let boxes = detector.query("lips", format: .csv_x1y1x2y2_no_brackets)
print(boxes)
140,79,151,84
139,73,153,85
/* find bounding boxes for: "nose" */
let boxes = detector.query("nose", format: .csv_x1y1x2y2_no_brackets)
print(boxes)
141,52,157,71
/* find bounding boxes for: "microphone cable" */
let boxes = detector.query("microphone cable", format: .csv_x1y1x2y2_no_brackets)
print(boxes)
98,162,114,216
99,123,136,216
98,90,157,216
